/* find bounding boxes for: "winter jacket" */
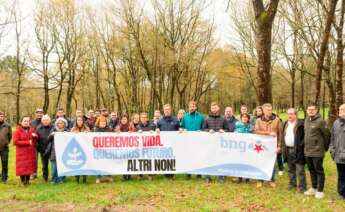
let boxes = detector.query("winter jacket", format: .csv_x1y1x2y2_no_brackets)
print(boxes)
282,119,305,164
13,126,38,176
234,121,252,133
225,116,238,132
181,112,204,131
304,114,331,157
36,124,54,154
137,121,156,131
157,116,180,131
330,117,345,164
202,112,229,132
109,118,119,130
30,118,42,130
254,114,283,148
0,121,12,150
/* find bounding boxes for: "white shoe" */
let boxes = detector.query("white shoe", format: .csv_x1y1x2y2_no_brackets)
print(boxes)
304,188,317,196
315,192,324,199
278,171,283,176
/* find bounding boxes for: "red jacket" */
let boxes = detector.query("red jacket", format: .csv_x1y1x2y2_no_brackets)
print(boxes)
13,126,38,176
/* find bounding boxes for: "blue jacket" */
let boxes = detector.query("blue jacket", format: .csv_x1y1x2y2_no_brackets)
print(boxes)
234,121,252,133
225,116,238,132
157,116,180,131
181,112,205,131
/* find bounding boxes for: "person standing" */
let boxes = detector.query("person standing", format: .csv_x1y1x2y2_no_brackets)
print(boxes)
47,117,68,184
52,108,72,130
36,115,54,182
330,104,345,199
137,112,156,132
156,104,180,132
282,108,306,193
303,104,331,199
131,114,140,130
156,104,180,179
152,110,162,127
0,111,12,184
13,116,38,186
177,109,186,123
30,108,44,179
180,101,205,180
71,116,90,183
234,113,252,183
137,112,156,180
203,102,229,184
224,107,237,132
31,108,44,129
115,114,135,181
94,116,113,183
109,112,119,130
254,103,283,188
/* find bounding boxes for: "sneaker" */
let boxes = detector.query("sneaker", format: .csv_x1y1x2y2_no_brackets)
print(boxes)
96,178,100,184
315,192,325,199
304,188,317,196
256,182,263,188
278,171,283,176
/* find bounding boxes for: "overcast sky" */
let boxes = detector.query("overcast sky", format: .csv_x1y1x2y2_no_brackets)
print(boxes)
0,0,241,57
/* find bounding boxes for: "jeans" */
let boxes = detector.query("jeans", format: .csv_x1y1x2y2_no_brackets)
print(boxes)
51,160,65,184
286,147,306,191
277,153,284,171
0,147,9,182
306,157,325,192
336,163,345,198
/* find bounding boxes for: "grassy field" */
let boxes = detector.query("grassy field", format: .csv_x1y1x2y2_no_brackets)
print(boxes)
1,109,344,211
1,146,344,211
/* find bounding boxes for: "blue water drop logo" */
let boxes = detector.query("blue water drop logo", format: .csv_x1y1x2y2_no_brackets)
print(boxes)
62,137,87,169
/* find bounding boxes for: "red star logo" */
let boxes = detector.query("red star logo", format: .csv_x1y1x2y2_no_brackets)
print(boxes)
254,144,264,153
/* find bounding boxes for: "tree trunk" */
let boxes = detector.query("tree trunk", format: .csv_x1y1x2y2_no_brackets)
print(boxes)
252,0,279,105
310,0,338,105
335,0,345,112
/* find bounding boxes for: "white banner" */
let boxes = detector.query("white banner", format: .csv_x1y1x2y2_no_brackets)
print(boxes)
55,132,277,181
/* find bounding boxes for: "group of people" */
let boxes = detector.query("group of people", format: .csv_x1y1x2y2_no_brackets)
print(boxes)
0,101,345,200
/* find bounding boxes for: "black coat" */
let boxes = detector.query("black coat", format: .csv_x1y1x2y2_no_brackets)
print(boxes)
137,121,156,131
36,124,54,154
282,119,305,164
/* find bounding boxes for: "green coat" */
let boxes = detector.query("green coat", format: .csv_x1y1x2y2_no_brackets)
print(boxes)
304,114,331,157
181,112,205,131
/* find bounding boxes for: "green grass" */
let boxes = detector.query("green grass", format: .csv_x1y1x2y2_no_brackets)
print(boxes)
0,146,344,211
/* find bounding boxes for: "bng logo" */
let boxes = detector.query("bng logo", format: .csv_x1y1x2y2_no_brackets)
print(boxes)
220,136,268,153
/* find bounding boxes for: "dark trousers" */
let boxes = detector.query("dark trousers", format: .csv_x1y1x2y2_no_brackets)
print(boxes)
336,163,345,198
75,175,87,183
306,157,325,192
20,175,30,185
39,152,49,181
277,153,284,171
286,147,306,191
0,147,9,182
